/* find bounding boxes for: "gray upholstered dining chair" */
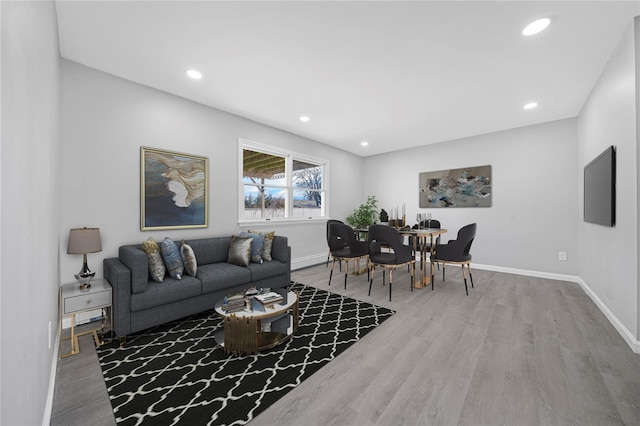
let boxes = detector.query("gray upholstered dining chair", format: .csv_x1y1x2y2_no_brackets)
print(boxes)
326,219,346,268
367,224,415,301
431,223,476,295
328,222,369,289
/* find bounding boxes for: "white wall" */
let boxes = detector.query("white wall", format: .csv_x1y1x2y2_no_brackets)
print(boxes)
363,118,579,276
60,60,364,281
577,19,639,343
0,1,61,424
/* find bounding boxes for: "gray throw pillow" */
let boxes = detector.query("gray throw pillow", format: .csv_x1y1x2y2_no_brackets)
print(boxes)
141,237,165,282
228,236,252,267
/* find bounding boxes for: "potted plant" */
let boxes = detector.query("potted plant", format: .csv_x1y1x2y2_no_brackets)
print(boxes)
379,208,389,225
345,195,378,229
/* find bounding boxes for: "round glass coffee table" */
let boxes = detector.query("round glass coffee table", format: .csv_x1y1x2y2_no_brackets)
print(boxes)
214,291,298,355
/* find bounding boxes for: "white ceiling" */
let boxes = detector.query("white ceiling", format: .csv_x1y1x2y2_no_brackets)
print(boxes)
55,1,639,157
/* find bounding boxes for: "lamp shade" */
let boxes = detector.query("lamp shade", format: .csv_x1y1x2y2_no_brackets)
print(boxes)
67,227,102,254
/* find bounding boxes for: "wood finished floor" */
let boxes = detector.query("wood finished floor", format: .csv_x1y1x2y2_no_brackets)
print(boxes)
51,264,640,425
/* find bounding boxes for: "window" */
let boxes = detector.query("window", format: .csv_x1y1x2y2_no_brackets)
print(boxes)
239,139,327,223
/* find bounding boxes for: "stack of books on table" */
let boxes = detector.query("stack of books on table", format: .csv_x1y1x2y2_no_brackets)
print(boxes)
222,294,246,313
254,291,284,306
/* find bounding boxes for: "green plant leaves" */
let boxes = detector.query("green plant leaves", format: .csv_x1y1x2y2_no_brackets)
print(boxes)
345,195,378,228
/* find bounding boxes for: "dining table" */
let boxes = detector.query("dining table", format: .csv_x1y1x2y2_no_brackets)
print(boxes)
354,226,448,289
400,228,448,288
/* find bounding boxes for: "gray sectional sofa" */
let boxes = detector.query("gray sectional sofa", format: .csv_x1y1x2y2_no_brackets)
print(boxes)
103,235,291,337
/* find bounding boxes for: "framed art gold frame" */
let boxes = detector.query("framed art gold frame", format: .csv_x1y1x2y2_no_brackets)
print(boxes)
140,146,209,231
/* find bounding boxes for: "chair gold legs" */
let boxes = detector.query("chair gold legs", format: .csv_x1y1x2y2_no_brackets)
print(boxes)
329,258,336,285
462,263,474,294
432,260,474,295
368,261,415,301
461,263,469,295
329,256,368,289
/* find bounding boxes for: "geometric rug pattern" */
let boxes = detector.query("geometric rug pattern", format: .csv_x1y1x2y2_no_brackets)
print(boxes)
97,282,395,425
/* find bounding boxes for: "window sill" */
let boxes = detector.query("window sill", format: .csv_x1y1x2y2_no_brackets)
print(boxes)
238,218,326,228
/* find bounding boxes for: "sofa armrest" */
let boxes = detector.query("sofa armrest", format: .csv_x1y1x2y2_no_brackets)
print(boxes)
104,257,132,337
271,236,291,284
119,245,149,293
271,236,290,263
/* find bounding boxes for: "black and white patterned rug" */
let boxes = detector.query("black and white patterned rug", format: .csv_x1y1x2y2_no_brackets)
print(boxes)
97,282,395,425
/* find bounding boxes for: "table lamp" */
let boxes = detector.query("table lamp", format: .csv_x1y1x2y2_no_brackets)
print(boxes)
67,227,102,289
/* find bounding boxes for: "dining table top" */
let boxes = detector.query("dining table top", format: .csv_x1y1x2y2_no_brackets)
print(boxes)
399,227,448,236
354,227,448,236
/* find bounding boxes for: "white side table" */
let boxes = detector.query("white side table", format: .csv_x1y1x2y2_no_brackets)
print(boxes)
59,279,112,358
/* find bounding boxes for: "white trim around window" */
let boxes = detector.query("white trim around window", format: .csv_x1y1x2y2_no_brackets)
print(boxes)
238,138,329,226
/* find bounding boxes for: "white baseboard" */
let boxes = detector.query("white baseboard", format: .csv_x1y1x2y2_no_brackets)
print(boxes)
574,276,640,354
470,262,580,283
466,263,639,354
293,254,639,354
292,253,326,271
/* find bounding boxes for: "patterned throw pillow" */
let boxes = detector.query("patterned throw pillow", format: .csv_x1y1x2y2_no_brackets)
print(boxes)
228,235,252,267
240,231,264,264
160,237,184,279
180,240,197,277
248,230,275,261
141,237,165,282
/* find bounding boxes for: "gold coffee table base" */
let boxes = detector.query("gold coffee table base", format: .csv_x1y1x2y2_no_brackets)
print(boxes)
215,291,299,356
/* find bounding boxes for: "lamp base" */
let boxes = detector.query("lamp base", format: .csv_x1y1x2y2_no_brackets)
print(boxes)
77,281,92,290
75,259,95,290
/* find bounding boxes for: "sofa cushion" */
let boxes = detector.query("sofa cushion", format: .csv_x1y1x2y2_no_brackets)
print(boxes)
246,259,289,282
180,240,197,276
188,237,231,265
141,237,165,282
130,275,201,312
249,230,275,261
160,237,184,279
239,231,264,264
228,236,252,267
197,263,252,295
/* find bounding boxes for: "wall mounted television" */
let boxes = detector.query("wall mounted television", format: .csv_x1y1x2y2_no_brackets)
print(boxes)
584,145,616,227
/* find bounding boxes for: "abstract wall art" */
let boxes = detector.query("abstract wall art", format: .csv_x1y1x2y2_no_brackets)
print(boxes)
419,165,492,208
141,147,208,230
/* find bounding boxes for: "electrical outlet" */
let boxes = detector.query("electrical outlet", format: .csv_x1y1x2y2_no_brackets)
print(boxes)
558,251,567,261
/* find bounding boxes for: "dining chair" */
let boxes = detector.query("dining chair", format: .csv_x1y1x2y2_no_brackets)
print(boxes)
326,219,345,268
431,223,476,295
328,222,369,289
367,224,415,301
415,219,441,230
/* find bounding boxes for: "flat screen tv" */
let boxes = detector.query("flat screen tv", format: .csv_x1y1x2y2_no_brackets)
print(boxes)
584,145,615,227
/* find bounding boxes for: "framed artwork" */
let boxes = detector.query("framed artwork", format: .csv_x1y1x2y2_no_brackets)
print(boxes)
140,147,209,230
419,165,492,208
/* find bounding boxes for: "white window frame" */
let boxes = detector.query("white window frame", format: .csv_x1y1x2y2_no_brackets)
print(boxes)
238,138,329,226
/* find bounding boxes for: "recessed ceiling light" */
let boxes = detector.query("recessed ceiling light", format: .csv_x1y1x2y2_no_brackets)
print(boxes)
524,102,538,110
300,116,310,122
361,141,369,146
186,69,202,80
522,18,551,36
